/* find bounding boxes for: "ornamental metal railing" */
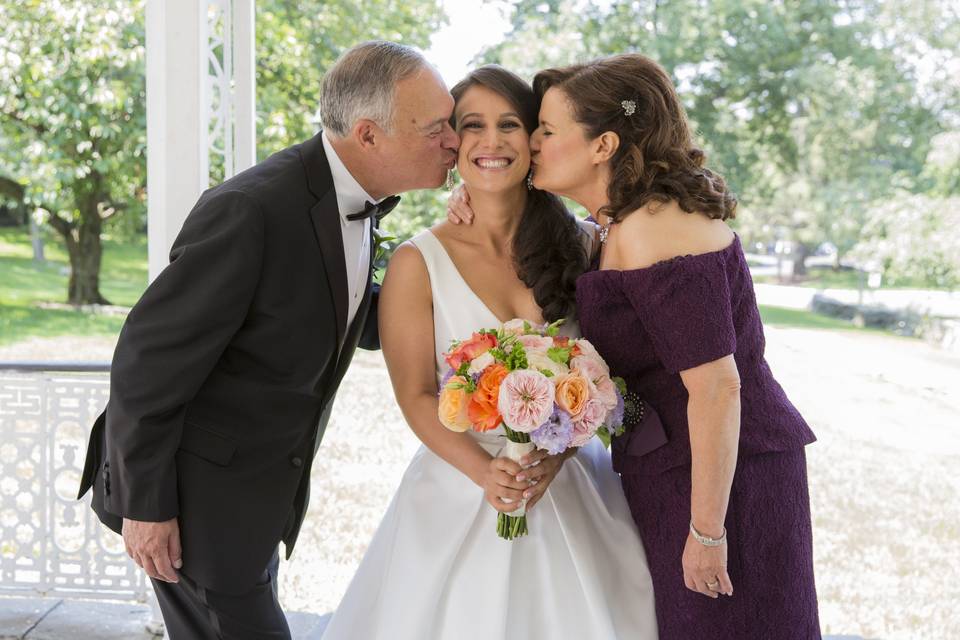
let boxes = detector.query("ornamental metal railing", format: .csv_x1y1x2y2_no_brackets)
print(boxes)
0,362,148,602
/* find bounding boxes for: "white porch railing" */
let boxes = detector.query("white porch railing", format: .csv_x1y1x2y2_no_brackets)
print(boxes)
0,364,147,602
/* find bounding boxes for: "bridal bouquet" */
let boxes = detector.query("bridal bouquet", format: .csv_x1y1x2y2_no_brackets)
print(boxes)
437,318,626,540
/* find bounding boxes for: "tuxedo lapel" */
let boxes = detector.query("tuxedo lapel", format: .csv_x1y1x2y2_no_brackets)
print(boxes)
324,224,377,404
300,132,348,348
309,193,347,347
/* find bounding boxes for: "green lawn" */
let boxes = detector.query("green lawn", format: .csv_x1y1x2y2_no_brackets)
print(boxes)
754,267,864,289
758,304,894,334
754,265,952,291
0,226,907,348
0,226,147,346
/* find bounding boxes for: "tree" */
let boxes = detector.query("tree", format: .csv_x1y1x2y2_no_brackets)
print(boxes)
255,0,448,246
254,0,445,159
848,193,960,289
1,1,147,304
481,0,952,274
0,0,445,305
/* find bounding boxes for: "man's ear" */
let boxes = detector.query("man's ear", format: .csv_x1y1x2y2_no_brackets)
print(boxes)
592,131,620,164
353,119,381,150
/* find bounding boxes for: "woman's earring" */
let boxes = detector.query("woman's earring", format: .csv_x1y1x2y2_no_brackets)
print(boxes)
526,170,534,191
445,168,456,190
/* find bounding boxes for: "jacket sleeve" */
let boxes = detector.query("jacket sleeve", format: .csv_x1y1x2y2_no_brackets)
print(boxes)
103,189,265,522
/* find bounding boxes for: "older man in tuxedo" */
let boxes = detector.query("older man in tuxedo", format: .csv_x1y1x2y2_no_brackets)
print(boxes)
78,41,458,639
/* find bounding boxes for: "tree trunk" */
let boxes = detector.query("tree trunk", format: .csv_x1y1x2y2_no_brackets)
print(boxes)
66,222,109,305
49,178,111,305
792,242,811,277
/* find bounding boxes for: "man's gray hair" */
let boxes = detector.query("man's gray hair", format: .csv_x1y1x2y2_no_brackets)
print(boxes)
319,41,428,138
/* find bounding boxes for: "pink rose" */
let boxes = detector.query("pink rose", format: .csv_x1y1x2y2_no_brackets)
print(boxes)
593,376,619,411
497,369,555,433
571,355,617,410
571,354,610,380
570,398,607,447
571,338,600,360
501,318,529,336
518,334,554,351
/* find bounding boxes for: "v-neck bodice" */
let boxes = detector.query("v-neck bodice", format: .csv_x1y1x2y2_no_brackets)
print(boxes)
410,230,510,382
409,229,581,383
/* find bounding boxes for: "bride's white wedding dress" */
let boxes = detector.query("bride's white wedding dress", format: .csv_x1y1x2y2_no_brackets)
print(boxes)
321,228,658,640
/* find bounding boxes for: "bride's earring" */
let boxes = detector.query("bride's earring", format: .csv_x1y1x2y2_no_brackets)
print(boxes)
445,168,456,190
526,170,534,190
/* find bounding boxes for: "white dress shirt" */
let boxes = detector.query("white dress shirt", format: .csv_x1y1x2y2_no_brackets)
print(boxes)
321,132,379,329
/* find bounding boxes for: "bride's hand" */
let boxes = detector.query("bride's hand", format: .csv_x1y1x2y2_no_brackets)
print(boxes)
480,456,530,513
516,449,575,511
446,184,474,225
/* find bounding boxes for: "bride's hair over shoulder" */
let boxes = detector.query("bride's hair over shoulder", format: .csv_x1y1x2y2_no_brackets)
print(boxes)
451,65,588,322
533,54,737,223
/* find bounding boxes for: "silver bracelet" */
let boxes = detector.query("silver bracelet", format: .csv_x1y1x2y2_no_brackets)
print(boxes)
689,520,727,547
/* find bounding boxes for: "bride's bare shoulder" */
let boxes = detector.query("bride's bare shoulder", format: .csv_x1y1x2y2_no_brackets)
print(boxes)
383,241,429,294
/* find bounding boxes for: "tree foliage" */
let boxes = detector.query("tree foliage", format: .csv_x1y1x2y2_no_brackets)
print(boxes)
481,0,958,285
0,0,444,304
1,0,147,304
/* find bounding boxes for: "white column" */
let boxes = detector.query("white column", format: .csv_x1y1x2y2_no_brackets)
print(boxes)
146,0,256,282
146,0,207,281
233,0,256,173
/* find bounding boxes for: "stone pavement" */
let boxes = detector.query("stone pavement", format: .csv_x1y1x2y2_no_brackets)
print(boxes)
0,597,329,639
0,596,871,639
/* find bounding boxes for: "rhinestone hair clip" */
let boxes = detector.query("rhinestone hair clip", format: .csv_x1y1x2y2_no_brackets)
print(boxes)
621,99,636,116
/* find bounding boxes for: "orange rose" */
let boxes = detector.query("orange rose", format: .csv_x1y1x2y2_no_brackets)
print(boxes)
553,336,571,348
438,376,472,432
443,332,498,370
468,364,509,432
555,372,591,419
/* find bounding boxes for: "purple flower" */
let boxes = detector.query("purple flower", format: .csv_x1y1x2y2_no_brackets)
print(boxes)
438,368,455,395
609,390,625,428
531,405,575,455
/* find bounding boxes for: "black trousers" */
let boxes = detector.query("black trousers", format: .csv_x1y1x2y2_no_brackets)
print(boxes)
151,550,291,640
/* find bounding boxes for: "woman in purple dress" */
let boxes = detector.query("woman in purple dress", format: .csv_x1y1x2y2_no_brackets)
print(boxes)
527,54,821,638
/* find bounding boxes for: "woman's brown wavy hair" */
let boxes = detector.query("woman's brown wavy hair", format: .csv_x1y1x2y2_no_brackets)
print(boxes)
451,65,588,322
533,54,737,222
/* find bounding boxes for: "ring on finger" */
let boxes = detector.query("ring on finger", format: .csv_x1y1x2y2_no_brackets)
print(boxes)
706,578,720,591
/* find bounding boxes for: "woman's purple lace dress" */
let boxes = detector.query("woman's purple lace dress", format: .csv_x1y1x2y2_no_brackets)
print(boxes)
576,234,820,639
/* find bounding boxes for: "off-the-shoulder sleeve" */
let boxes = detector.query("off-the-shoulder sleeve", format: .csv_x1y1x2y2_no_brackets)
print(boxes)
624,252,736,374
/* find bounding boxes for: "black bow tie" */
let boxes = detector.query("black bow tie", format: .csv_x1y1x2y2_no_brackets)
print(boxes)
346,195,401,222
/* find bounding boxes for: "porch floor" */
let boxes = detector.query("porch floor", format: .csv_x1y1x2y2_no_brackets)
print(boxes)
0,596,329,639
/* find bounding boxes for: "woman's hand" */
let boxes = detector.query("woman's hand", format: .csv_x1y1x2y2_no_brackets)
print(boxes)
479,456,531,513
479,449,573,513
682,530,734,598
516,449,574,510
446,184,474,225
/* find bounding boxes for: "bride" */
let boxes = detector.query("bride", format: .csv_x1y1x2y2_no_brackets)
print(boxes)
320,65,658,640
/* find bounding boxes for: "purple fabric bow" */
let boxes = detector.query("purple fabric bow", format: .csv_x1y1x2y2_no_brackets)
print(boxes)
611,400,669,474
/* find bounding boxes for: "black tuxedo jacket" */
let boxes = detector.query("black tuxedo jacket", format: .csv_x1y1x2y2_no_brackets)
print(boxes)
77,132,380,594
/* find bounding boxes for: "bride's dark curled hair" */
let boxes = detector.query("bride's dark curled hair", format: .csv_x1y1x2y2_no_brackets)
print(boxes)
451,65,588,322
533,54,737,222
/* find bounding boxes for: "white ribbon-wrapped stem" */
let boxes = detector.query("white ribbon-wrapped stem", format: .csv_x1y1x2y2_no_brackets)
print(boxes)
500,439,536,516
